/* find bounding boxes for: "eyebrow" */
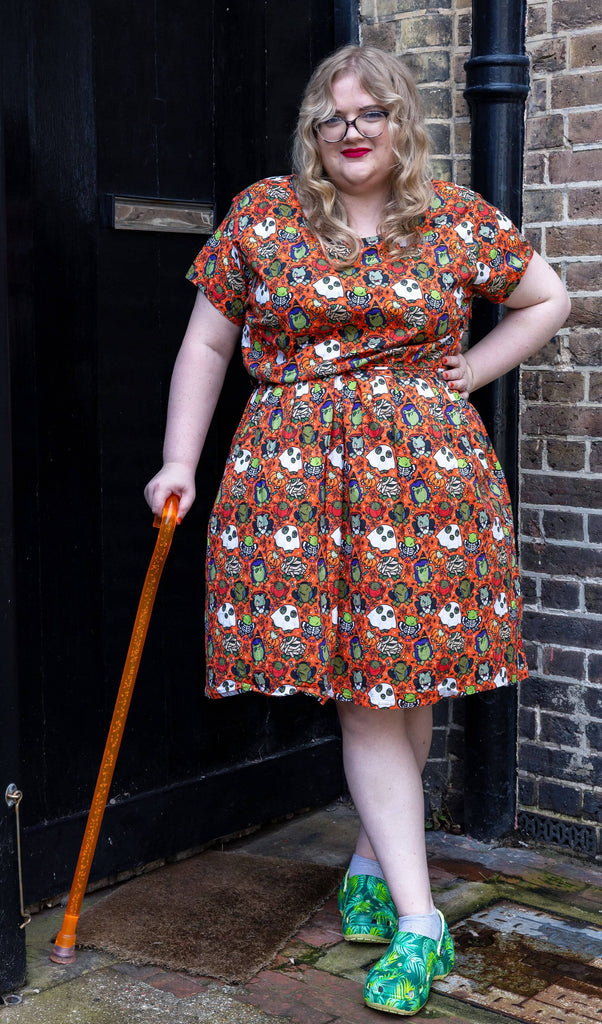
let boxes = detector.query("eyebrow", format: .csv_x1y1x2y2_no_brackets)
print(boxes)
332,103,385,115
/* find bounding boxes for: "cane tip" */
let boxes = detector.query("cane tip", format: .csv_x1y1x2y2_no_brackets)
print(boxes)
50,943,76,965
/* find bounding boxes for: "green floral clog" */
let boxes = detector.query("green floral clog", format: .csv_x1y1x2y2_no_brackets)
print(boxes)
337,871,398,944
363,909,455,1015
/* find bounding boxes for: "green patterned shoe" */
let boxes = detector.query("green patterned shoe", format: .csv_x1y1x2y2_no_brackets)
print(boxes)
363,909,455,1015
337,871,398,944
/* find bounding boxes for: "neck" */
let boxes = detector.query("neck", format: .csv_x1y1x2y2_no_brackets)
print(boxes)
339,189,388,238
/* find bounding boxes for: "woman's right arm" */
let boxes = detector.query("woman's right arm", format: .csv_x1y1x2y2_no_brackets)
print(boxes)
144,289,242,518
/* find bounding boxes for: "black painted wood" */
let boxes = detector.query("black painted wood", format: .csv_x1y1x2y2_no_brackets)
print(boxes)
2,0,348,906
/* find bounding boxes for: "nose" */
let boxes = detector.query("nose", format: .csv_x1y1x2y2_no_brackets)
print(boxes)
342,118,363,141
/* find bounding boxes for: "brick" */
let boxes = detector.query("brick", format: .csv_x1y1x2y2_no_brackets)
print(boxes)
426,121,451,154
583,790,602,821
364,0,452,14
547,224,601,257
403,51,450,84
552,1,602,30
528,114,565,151
518,774,537,805
527,5,548,36
401,15,452,49
519,706,537,740
542,509,584,540
590,442,602,473
520,574,538,605
540,370,586,403
571,31,602,69
584,676,602,711
551,70,602,109
523,544,601,582
549,149,602,183
520,438,544,470
541,579,581,610
521,406,602,438
519,741,573,779
568,329,602,365
360,21,396,50
521,506,542,538
528,78,548,115
539,713,583,747
522,637,539,669
529,38,567,74
590,653,602,685
585,581,602,610
588,721,602,751
524,607,601,647
568,297,602,330
454,120,470,154
525,676,584,712
525,152,545,184
453,157,471,187
523,187,564,222
521,369,542,400
420,86,452,119
568,112,602,147
240,965,369,1024
432,700,448,727
590,514,602,542
457,13,471,47
547,440,586,472
542,645,588,679
590,373,602,402
523,225,543,253
539,779,583,815
566,261,602,292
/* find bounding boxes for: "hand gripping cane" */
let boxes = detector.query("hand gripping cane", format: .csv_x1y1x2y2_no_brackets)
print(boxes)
51,495,179,964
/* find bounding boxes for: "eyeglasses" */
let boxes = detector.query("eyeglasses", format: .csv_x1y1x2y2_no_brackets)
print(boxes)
315,110,390,143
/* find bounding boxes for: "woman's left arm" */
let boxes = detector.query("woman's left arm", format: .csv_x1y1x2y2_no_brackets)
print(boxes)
442,251,571,398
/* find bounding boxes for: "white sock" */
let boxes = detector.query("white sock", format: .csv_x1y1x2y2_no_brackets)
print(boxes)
398,909,442,942
348,853,385,879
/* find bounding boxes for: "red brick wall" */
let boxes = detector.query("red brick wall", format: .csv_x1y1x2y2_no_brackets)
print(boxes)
361,0,602,849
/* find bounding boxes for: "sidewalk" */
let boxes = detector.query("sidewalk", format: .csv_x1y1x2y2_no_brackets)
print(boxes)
2,800,602,1023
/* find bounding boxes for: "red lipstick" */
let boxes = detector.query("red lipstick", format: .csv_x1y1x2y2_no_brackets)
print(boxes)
341,148,371,158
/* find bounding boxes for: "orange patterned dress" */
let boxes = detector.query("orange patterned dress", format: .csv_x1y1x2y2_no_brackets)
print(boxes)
186,175,533,709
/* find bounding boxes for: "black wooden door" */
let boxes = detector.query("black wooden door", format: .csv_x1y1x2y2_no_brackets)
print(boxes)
2,0,354,904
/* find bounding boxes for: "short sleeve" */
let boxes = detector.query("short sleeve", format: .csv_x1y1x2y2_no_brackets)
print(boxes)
462,189,534,304
186,198,252,325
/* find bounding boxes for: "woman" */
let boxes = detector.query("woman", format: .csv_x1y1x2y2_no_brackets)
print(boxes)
145,45,570,1017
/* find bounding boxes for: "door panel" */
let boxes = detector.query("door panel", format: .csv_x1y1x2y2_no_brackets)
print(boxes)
2,0,347,903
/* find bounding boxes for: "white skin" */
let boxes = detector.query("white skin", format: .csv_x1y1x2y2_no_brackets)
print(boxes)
145,71,571,920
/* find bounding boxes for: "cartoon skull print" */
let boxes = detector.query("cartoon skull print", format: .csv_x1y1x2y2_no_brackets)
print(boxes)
313,276,344,300
271,605,300,631
367,605,397,631
274,524,300,551
367,445,395,472
434,446,458,471
217,603,236,628
328,445,345,469
220,525,239,550
438,677,459,698
438,602,461,627
455,220,475,244
368,525,397,551
368,683,396,707
494,593,508,616
371,376,389,396
392,279,422,302
279,447,303,472
314,339,341,361
254,217,276,239
233,449,252,474
436,523,462,550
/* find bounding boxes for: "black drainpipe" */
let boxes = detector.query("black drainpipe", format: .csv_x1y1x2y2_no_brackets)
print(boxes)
463,1,530,840
0,119,27,993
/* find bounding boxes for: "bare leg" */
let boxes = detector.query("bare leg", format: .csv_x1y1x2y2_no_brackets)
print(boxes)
338,703,434,916
354,706,432,861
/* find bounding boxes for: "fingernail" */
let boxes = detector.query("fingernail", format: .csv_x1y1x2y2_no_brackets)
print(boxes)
177,517,182,525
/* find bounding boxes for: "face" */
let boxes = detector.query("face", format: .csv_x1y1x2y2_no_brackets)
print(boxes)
316,72,395,200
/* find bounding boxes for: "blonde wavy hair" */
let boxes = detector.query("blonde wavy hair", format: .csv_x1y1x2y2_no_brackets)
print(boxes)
292,45,433,263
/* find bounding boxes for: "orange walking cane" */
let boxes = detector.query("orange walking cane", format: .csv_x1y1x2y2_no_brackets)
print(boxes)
51,495,179,964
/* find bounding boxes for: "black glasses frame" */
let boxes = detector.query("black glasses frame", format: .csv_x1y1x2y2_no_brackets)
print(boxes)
315,110,390,144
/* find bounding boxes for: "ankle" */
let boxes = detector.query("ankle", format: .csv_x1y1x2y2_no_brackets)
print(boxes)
349,853,384,879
